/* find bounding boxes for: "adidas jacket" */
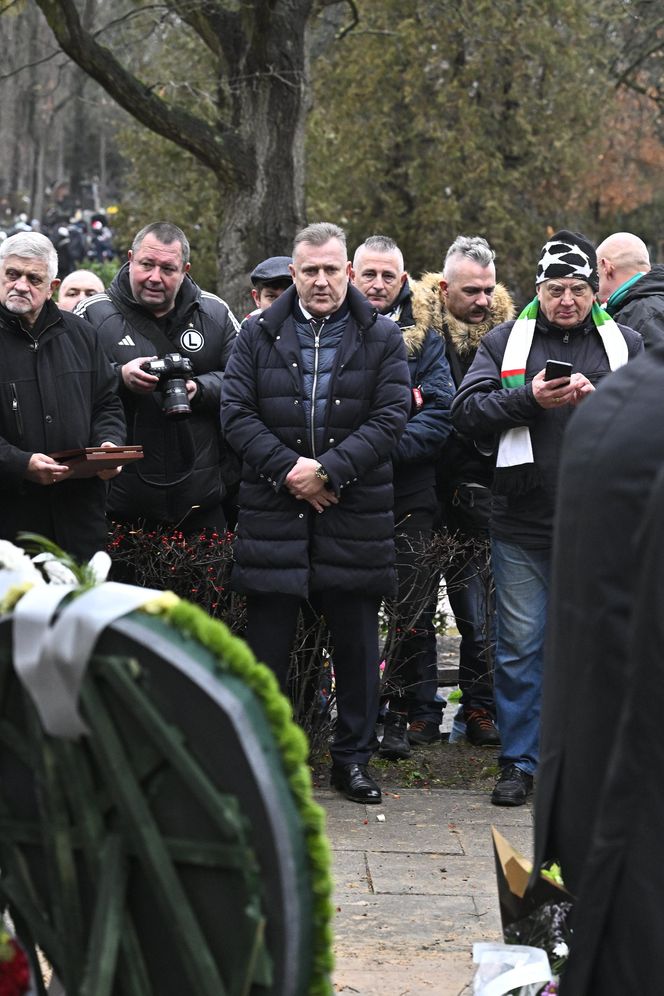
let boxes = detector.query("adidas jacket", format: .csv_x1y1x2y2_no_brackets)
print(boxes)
77,264,239,527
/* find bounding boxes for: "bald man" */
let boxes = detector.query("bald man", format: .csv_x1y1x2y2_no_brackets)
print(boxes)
57,269,104,312
597,231,664,349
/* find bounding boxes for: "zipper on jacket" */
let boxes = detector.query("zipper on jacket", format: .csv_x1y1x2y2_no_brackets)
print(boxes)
309,323,322,457
10,383,24,439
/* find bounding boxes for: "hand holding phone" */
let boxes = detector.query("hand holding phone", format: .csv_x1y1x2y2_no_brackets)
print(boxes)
544,359,573,382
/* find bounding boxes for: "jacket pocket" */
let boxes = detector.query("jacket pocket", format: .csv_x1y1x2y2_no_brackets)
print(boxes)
10,383,24,441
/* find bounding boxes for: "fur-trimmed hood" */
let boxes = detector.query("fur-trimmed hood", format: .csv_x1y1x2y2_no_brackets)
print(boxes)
409,271,515,358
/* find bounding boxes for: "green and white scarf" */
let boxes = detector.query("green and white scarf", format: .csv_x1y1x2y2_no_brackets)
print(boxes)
495,298,628,494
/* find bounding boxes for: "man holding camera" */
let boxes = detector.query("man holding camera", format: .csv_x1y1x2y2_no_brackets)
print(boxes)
77,221,239,534
452,231,642,806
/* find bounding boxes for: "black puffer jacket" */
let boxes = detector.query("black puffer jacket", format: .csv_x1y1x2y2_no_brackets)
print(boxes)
0,300,125,559
606,263,664,350
221,284,411,597
77,264,238,526
452,309,643,547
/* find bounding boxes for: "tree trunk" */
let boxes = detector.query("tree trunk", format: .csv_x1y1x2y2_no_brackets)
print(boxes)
216,14,310,313
30,139,46,222
32,0,314,315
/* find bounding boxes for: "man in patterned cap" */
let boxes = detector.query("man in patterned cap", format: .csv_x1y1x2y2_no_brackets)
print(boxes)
452,230,643,805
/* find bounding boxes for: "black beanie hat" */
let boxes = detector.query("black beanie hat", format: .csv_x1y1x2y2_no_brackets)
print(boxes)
535,230,599,291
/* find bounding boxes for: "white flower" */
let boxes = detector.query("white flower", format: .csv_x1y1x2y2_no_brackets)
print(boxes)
87,551,112,584
553,941,569,959
33,553,77,585
0,540,42,580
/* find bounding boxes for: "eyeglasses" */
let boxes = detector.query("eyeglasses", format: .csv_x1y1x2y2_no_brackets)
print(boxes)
543,282,592,299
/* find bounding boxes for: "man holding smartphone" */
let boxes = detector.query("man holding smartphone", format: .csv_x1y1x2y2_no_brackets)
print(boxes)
451,230,643,805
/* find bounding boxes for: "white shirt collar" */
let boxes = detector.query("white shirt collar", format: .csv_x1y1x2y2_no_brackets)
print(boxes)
298,300,329,322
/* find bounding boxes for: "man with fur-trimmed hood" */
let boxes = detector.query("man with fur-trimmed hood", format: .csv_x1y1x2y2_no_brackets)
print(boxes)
352,236,454,760
417,236,514,750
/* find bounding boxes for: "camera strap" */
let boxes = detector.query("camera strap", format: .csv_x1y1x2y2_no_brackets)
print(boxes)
133,409,196,489
109,293,185,357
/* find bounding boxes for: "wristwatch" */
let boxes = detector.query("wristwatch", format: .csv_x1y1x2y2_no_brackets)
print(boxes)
315,463,329,484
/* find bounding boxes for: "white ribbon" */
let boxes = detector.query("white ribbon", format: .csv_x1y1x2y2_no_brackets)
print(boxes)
12,581,163,739
472,943,552,996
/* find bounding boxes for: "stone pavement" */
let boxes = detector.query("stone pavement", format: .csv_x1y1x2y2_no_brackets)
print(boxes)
315,785,534,996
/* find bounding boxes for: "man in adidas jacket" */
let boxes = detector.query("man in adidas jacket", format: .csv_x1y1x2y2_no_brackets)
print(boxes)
451,230,643,806
77,222,239,533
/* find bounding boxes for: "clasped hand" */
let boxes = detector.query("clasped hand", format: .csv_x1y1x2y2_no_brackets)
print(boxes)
285,456,339,513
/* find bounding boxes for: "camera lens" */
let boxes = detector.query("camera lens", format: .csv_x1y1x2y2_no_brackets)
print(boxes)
161,377,191,418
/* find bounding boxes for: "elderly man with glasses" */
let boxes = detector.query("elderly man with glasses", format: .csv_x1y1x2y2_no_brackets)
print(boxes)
452,230,643,805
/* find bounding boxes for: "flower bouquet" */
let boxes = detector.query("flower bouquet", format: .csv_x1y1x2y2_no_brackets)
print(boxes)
475,828,575,995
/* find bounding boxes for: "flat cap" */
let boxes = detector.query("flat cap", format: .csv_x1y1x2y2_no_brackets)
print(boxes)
250,255,293,284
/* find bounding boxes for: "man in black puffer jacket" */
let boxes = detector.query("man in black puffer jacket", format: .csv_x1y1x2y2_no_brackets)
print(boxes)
77,222,239,534
222,223,411,805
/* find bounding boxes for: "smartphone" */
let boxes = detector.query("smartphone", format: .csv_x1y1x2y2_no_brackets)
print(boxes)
544,359,573,382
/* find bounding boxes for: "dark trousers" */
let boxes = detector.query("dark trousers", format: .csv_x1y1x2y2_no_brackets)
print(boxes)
245,590,381,765
416,532,496,723
383,506,438,718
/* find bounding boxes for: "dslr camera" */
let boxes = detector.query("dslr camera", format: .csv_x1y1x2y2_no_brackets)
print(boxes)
140,352,194,418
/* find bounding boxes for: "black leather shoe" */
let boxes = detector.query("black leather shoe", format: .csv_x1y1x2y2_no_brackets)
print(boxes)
330,763,382,804
491,763,533,806
379,711,411,759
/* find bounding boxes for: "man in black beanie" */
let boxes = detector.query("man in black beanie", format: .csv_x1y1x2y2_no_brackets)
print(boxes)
451,230,643,805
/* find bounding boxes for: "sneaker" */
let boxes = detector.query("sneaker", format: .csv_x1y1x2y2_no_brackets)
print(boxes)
379,711,411,760
408,719,441,746
491,764,533,807
465,708,501,747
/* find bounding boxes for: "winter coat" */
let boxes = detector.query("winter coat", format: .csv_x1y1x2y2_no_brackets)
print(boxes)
606,263,664,350
0,299,126,559
387,280,454,508
532,346,664,994
76,264,239,526
410,273,515,492
296,311,347,458
221,284,411,598
451,309,643,548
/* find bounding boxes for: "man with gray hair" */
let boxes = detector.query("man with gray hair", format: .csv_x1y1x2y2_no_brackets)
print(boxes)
77,221,239,536
0,232,125,559
351,234,454,758
222,222,411,804
430,236,514,748
596,231,664,349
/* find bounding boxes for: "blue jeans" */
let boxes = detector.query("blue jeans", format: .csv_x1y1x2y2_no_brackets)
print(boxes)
446,541,496,715
491,538,551,776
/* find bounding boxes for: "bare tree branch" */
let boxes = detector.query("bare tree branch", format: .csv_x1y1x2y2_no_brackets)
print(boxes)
316,0,360,40
33,0,242,181
166,0,226,58
0,48,65,81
